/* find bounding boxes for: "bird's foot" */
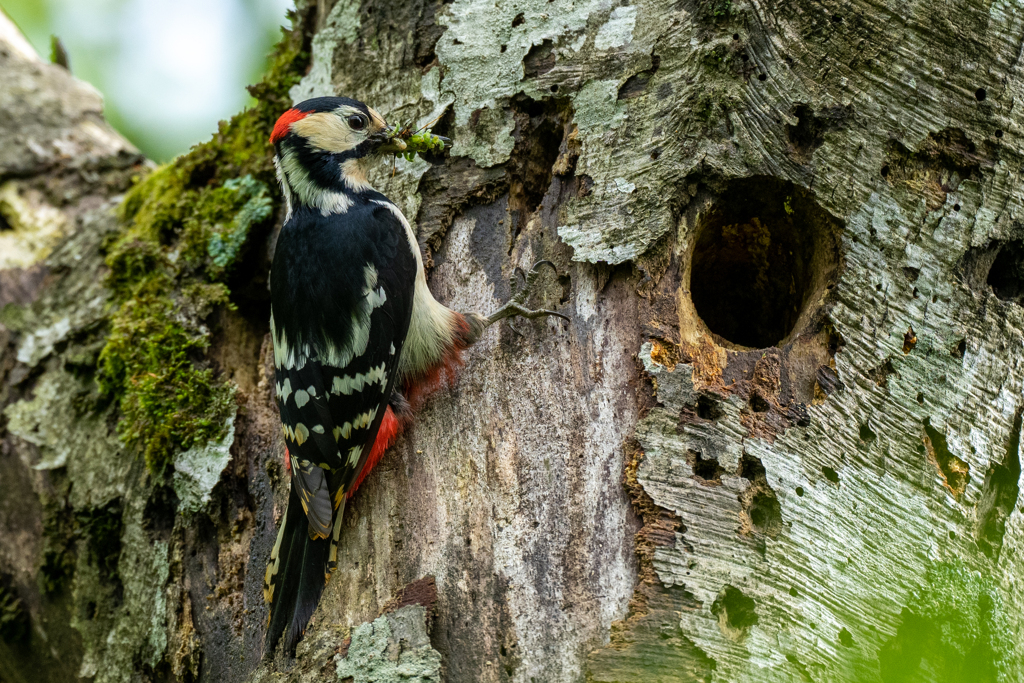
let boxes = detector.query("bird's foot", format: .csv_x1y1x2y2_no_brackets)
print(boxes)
481,260,569,333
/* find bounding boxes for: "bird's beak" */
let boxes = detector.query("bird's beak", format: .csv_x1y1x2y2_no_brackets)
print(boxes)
373,126,408,154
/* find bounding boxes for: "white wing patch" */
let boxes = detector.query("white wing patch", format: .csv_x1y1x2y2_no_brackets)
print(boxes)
330,408,379,444
330,363,387,396
271,263,387,371
271,313,311,371
319,264,388,369
347,445,363,467
294,389,310,408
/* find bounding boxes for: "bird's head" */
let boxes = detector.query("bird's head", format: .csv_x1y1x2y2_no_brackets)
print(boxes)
270,97,401,215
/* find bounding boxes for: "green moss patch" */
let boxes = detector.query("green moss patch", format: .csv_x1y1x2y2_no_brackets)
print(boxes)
879,561,1011,683
97,17,309,478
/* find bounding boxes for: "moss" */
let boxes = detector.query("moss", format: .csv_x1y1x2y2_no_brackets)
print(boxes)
879,561,1011,682
97,289,236,477
96,15,310,478
0,573,29,644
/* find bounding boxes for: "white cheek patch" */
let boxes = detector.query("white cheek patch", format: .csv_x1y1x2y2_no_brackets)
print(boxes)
292,111,359,153
279,147,352,217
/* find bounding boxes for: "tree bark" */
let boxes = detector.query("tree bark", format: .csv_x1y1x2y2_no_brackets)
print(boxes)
2,0,1024,681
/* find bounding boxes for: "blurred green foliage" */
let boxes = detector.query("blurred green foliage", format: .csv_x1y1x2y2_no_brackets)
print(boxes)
0,0,291,161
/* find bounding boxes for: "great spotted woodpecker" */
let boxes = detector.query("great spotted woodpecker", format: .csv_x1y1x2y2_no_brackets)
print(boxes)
262,96,565,655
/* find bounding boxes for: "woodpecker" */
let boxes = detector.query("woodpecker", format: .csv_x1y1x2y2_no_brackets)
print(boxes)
262,96,565,655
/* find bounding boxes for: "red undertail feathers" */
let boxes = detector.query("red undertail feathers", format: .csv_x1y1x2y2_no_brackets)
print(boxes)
403,313,472,410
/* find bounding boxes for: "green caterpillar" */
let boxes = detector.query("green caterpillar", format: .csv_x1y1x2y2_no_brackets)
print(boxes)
379,127,451,160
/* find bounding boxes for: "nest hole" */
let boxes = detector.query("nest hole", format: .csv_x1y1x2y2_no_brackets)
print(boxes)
688,177,842,349
987,241,1024,300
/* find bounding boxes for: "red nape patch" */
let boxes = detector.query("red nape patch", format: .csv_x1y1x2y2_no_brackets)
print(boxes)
270,108,308,144
403,315,471,411
347,406,406,498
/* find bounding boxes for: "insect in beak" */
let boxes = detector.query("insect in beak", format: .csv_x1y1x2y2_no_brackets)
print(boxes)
373,126,408,154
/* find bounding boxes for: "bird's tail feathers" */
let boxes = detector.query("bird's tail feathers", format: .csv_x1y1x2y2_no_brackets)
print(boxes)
264,484,338,656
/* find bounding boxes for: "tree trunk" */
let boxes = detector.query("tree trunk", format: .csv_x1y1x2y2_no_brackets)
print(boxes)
2,0,1024,681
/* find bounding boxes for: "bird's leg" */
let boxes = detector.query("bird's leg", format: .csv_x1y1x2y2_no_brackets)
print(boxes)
463,260,569,344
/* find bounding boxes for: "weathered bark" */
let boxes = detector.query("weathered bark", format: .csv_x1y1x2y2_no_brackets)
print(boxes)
2,0,1024,681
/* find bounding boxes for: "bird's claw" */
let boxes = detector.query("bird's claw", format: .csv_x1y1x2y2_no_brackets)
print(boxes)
484,260,570,327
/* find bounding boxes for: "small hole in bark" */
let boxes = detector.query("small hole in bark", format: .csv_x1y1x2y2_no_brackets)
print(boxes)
995,129,1004,138
917,392,925,404
881,164,890,177
953,203,960,211
651,148,662,160
952,339,966,358
822,466,840,484
452,38,463,45
550,84,558,92
733,33,740,40
687,176,842,349
987,241,1024,300
500,44,507,53
511,12,525,27
912,286,919,298
948,530,956,540
789,586,798,596
839,628,854,647
696,394,725,420
712,586,759,639
832,14,843,22
690,449,725,484
859,423,877,442
741,54,749,62
739,452,766,482
975,87,987,101
749,491,781,530
795,486,804,497
749,394,770,412
758,73,767,81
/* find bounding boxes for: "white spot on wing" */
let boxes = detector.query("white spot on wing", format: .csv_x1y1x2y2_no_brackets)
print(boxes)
347,445,362,466
294,389,310,408
330,363,387,396
319,265,385,368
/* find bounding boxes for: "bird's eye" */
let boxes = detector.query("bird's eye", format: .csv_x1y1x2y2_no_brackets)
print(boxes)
347,115,367,131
